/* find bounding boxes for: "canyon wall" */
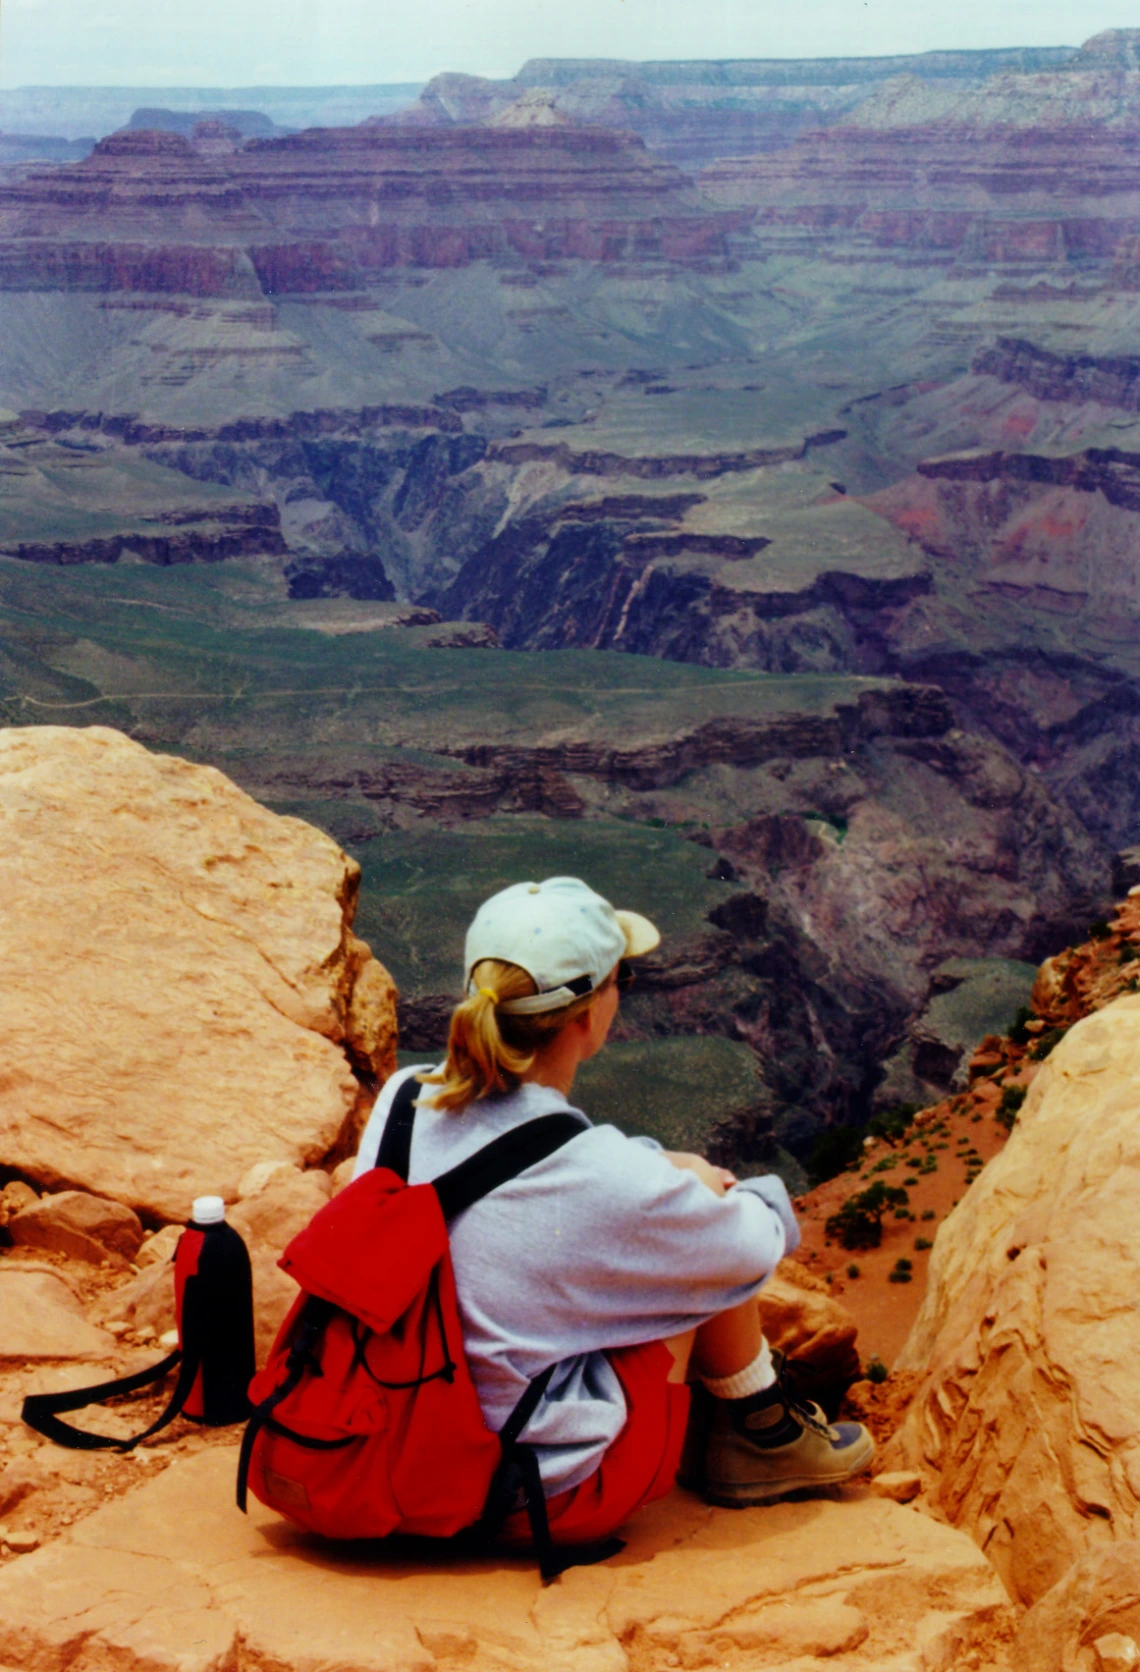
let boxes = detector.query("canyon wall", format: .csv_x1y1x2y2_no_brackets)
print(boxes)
0,125,744,298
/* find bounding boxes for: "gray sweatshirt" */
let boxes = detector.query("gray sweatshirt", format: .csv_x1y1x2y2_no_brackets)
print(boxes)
353,1066,800,1494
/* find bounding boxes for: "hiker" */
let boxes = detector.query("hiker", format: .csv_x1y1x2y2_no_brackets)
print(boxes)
353,875,874,1547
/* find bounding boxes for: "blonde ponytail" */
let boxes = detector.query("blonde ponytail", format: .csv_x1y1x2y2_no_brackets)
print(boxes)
420,958,606,1113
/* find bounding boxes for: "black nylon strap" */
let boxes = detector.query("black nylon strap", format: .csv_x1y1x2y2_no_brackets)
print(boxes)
434,1114,587,1222
237,1296,334,1512
498,1363,556,1449
376,1073,420,1180
21,1348,187,1452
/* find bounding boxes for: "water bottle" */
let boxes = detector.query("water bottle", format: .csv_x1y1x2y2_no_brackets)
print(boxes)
174,1195,256,1426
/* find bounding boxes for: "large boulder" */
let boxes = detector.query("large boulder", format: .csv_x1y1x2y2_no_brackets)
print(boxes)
0,1446,1017,1672
757,1258,862,1412
0,1270,116,1361
9,1191,144,1267
889,994,1140,1607
1013,1542,1140,1671
0,726,397,1222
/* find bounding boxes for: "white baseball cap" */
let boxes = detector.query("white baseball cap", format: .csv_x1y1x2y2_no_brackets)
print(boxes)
465,876,660,1015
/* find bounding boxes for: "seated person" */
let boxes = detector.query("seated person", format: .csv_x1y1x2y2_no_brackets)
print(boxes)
354,875,873,1545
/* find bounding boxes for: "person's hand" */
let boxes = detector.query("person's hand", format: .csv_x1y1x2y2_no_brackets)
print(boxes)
664,1151,737,1197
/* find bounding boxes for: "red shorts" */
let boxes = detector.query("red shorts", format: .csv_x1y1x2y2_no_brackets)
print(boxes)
500,1340,690,1548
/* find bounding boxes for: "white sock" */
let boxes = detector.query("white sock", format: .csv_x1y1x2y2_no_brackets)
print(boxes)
700,1339,776,1400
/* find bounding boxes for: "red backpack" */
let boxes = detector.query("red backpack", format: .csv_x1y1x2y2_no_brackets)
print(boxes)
236,1077,602,1579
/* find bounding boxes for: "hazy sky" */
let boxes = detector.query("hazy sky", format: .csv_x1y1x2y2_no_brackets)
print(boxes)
2,0,1138,89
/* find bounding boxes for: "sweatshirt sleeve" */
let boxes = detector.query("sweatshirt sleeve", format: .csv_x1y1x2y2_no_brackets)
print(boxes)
473,1124,794,1350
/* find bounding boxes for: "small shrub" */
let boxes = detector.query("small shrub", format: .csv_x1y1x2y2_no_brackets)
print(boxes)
996,1084,1028,1131
903,1176,918,1187
846,1263,861,1279
894,1257,913,1271
825,1182,910,1250
1030,1026,1067,1061
1007,1006,1034,1046
866,1356,889,1384
1120,944,1139,965
870,1157,897,1174
867,1106,916,1144
920,1209,936,1221
888,1268,913,1283
1088,919,1112,940
914,1236,933,1251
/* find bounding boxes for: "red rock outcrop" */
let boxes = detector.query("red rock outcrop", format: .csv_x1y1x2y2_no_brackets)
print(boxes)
0,124,745,296
888,954,1140,1607
0,725,397,1221
864,448,1140,633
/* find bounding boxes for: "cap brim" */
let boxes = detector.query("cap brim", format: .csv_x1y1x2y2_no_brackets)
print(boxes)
615,909,660,958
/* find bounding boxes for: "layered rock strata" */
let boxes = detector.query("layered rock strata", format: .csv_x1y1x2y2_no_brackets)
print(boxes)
0,124,745,296
701,41,1140,269
398,47,1077,167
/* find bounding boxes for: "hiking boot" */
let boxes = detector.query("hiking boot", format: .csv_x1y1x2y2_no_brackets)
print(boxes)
694,1364,874,1507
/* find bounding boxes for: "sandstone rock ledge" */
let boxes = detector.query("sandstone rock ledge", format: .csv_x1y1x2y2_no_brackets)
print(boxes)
0,726,397,1221
890,993,1140,1609
0,1447,1015,1672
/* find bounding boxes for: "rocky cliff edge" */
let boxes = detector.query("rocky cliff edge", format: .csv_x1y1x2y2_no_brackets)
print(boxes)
0,725,397,1221
886,896,1140,1661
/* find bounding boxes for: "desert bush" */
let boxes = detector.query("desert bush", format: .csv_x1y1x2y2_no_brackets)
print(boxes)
996,1083,1027,1131
825,1181,909,1250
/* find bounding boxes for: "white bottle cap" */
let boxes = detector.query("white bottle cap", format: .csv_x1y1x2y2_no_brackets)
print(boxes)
191,1195,226,1226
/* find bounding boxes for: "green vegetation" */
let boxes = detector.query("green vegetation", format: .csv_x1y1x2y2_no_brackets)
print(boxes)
350,816,726,997
996,1084,1028,1132
914,1236,933,1250
806,1125,865,1186
866,1104,916,1143
1087,920,1113,940
866,1356,889,1384
846,1263,861,1279
1029,1025,1068,1062
574,1036,770,1160
1007,1005,1034,1046
825,1181,909,1250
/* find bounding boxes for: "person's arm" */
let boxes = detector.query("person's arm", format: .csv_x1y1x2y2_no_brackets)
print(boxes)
663,1150,736,1195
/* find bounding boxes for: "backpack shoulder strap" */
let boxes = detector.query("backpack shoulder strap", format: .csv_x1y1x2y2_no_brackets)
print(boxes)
375,1072,421,1181
433,1113,587,1222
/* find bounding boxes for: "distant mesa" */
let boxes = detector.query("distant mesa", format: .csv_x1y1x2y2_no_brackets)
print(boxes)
0,132,93,165
127,106,292,140
1070,27,1140,70
388,45,1080,166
